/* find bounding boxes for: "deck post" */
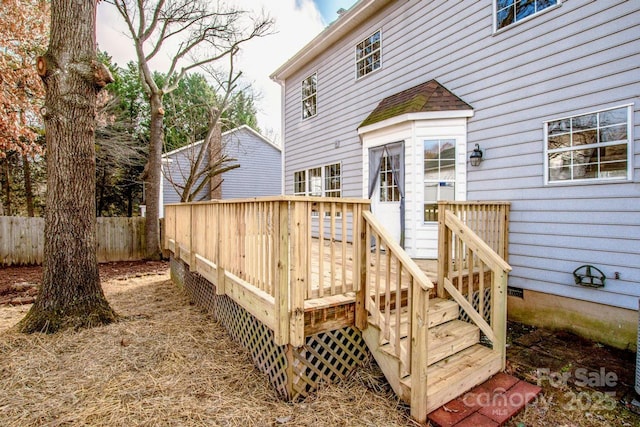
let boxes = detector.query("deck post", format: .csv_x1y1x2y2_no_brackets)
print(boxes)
189,204,196,271
289,201,307,347
274,201,290,345
437,201,447,298
215,203,226,295
410,279,429,424
355,205,368,331
492,268,508,370
501,204,510,263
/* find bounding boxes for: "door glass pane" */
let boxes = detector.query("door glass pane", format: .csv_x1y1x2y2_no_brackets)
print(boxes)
379,154,400,202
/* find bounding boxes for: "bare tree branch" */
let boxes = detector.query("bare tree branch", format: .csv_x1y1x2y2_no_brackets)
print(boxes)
109,0,274,258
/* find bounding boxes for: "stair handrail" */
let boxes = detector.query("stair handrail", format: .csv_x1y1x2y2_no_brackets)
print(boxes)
441,210,511,369
360,210,433,420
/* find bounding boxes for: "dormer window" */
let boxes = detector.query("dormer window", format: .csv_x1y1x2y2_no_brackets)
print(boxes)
355,30,381,79
302,73,317,120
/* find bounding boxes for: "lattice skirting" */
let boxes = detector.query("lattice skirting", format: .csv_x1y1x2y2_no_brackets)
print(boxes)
170,256,367,400
459,287,493,347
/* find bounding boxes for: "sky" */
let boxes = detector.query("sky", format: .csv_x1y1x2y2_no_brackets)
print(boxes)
95,0,357,144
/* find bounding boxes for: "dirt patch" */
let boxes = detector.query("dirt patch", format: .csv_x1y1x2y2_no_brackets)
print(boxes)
507,322,639,426
0,260,168,305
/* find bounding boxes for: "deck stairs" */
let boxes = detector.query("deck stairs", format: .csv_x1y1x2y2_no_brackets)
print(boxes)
358,209,510,420
361,297,502,414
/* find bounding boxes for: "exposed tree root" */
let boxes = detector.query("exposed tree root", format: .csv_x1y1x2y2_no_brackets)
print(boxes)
17,300,118,334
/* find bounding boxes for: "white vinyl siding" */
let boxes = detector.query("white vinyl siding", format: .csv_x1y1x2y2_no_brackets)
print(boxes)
280,0,640,308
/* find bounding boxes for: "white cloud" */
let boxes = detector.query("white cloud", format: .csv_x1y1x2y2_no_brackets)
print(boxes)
95,1,325,144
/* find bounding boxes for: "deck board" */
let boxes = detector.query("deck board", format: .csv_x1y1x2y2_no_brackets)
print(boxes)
308,237,437,298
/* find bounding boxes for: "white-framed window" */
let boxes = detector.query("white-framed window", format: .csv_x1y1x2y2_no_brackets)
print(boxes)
544,105,632,184
495,0,559,31
355,30,381,79
294,170,306,195
293,162,342,197
302,72,317,120
293,163,342,218
423,139,456,222
324,163,342,198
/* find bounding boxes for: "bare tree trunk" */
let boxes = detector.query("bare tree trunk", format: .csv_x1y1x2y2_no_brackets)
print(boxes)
209,117,223,200
22,154,34,217
143,93,163,260
19,0,117,333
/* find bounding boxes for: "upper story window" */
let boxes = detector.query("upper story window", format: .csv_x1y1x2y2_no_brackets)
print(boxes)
302,73,317,120
545,105,632,184
355,30,381,79
495,0,559,31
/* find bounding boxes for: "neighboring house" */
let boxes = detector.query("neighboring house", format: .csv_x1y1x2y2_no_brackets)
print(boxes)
271,0,640,349
160,125,282,217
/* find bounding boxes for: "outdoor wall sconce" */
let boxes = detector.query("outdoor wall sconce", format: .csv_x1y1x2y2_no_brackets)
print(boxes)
573,265,606,288
470,144,483,166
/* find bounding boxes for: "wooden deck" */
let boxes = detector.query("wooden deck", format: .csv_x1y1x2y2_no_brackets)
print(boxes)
164,197,511,424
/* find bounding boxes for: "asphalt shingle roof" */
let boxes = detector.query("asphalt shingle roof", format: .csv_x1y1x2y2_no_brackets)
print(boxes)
359,79,473,128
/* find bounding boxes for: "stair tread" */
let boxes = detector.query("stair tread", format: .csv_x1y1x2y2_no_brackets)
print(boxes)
379,320,479,365
379,298,460,339
401,344,502,413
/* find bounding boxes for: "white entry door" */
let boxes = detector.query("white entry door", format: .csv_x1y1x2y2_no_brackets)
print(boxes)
370,149,403,245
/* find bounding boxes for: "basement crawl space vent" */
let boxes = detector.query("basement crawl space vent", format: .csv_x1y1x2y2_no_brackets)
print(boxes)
507,287,524,299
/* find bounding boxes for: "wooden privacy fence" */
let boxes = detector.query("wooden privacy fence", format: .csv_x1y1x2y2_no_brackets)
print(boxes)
0,216,146,266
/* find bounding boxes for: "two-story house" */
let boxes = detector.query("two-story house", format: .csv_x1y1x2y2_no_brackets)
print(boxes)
272,0,640,350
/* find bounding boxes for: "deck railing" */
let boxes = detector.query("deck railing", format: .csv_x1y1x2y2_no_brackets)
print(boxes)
437,201,510,263
360,210,433,420
438,208,512,370
164,197,371,347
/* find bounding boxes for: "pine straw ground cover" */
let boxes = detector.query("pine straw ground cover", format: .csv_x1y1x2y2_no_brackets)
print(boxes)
0,272,416,427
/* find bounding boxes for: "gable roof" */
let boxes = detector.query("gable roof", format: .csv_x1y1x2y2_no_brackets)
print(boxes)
270,0,393,82
162,125,279,158
224,125,281,152
358,80,473,129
